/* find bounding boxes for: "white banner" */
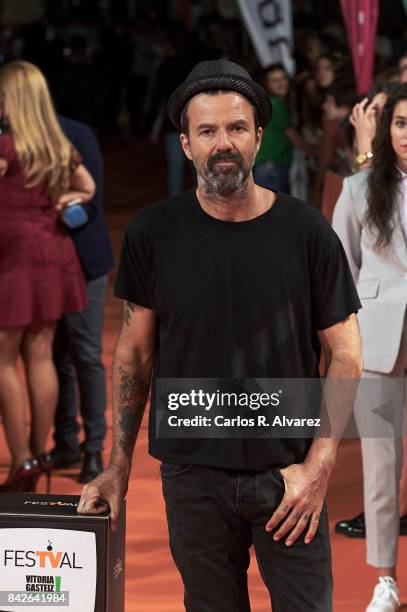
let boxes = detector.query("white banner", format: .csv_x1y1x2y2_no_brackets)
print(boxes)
237,0,295,74
0,528,96,611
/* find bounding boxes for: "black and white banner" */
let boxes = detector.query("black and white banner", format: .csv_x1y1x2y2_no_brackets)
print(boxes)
237,0,295,74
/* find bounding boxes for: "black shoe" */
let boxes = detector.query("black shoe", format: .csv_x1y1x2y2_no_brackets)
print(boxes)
335,512,366,538
49,448,82,469
335,512,407,538
79,452,103,484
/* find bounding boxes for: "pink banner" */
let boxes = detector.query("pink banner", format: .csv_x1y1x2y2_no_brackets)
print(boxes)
340,0,379,94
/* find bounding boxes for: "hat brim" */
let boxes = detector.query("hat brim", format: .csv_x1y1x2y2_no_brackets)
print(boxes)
167,74,272,131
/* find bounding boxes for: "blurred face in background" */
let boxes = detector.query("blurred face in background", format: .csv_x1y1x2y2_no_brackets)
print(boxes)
391,100,407,172
315,57,335,89
305,34,323,66
265,69,289,98
399,56,407,84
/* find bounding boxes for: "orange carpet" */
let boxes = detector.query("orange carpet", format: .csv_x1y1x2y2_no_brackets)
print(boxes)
1,136,406,610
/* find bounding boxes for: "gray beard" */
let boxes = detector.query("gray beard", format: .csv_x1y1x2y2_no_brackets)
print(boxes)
196,154,255,197
201,166,248,195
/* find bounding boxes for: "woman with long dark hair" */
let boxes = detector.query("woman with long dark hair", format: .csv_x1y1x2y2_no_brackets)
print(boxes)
333,83,407,612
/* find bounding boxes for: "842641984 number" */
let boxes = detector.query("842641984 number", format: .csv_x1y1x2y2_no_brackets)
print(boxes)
7,592,67,603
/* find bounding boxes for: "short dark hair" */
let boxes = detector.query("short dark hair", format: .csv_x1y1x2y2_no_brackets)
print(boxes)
180,88,260,135
263,63,287,77
326,77,358,109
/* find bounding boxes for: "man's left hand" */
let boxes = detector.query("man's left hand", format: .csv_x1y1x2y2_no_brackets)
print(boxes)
265,462,330,546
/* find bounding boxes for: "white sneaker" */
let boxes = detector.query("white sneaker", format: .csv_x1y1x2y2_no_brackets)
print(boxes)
366,577,400,612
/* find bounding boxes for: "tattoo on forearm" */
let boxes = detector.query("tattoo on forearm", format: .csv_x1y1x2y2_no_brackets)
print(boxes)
123,301,135,326
118,405,144,456
118,365,149,403
115,365,150,458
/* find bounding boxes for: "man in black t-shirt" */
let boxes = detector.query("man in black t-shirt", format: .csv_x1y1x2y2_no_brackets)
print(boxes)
78,60,363,612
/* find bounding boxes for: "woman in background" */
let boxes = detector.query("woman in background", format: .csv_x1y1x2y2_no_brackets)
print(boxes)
253,63,314,193
0,61,95,492
333,84,407,612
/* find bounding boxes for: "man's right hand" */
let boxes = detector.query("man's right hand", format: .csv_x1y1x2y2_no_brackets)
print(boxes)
77,465,129,531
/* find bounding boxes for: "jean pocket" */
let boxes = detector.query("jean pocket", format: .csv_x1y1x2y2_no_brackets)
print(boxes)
160,462,192,479
273,467,286,488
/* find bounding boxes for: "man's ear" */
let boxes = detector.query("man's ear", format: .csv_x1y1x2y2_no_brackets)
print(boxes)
255,126,263,154
180,133,193,161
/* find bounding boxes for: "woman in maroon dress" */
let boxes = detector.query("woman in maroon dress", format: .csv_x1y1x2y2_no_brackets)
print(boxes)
0,61,95,492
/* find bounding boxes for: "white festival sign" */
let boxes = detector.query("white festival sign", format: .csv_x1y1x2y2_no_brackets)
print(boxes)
0,528,96,611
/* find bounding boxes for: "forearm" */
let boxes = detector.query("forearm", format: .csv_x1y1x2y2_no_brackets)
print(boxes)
306,347,362,473
109,345,153,474
58,190,94,206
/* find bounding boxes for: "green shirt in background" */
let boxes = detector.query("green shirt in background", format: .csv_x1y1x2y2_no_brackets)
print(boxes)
256,96,293,166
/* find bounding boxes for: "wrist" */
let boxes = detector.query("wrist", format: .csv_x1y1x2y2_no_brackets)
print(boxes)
303,459,333,482
355,133,374,152
304,445,337,478
355,151,373,166
108,454,132,477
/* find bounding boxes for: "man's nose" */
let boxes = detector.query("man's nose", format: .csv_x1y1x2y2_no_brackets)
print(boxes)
215,129,232,151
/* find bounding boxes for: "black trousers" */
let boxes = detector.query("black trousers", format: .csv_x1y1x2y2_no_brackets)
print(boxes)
53,275,108,454
161,463,333,612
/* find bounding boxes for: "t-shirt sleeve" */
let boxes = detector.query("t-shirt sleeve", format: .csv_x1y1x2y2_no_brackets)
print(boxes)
310,217,361,331
114,217,153,309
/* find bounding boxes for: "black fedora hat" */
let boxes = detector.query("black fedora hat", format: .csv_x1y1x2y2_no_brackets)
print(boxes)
167,59,272,131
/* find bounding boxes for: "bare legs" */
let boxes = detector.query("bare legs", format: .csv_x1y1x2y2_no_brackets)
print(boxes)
0,327,29,472
0,322,57,476
21,322,58,456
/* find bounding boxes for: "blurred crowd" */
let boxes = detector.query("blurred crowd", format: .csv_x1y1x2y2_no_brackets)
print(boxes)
0,3,406,205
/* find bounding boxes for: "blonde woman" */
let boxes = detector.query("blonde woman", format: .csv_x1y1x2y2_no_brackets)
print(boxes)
0,61,95,492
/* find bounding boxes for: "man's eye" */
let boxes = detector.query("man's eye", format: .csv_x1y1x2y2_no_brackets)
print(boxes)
201,129,213,135
232,126,243,132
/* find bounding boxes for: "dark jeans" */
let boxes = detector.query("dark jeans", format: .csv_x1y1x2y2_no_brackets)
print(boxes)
53,275,108,454
253,161,290,193
161,463,332,612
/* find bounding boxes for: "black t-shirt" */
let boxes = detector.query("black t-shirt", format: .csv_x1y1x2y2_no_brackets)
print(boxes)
114,189,361,470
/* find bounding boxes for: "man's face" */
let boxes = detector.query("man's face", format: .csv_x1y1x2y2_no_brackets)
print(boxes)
180,92,262,196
